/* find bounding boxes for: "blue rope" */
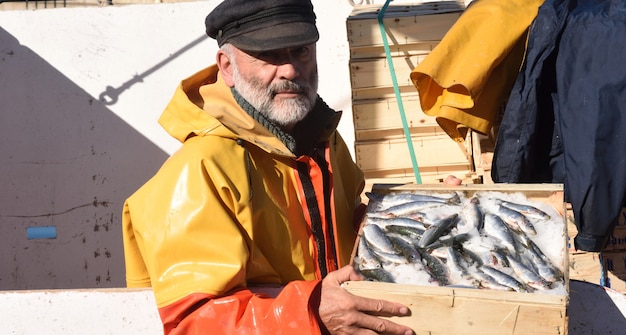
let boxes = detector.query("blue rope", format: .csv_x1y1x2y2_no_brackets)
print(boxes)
599,251,607,287
377,0,422,184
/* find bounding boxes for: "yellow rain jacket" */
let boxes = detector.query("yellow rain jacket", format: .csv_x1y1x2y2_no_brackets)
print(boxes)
122,65,365,334
410,0,544,141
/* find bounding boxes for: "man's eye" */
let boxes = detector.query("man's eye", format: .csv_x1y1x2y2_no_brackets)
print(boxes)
293,47,309,57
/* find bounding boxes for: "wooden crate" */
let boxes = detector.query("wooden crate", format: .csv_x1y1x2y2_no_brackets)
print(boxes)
346,183,569,335
347,2,477,185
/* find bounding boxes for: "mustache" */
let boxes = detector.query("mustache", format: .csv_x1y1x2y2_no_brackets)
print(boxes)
268,80,309,97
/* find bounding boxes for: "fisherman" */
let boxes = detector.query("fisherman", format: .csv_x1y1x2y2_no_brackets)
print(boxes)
121,0,464,334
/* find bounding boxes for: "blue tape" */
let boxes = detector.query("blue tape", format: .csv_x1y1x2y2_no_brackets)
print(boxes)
26,226,57,240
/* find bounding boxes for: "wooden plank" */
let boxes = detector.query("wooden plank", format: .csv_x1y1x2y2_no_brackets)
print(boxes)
352,85,419,100
347,8,463,48
352,97,448,141
340,288,567,335
363,165,479,184
350,41,439,60
350,55,428,90
352,97,434,131
355,135,470,171
348,1,466,20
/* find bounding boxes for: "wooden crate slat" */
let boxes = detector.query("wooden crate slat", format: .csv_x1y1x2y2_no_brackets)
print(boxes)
350,41,439,60
350,55,428,90
352,97,434,131
347,10,463,48
355,135,470,171
352,86,418,100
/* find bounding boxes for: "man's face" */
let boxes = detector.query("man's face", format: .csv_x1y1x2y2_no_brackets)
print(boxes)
226,44,319,130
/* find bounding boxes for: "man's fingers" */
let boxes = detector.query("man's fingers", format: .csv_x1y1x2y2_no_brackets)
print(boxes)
353,312,414,335
353,295,411,317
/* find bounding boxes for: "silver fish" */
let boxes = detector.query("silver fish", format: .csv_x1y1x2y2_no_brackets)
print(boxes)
480,265,528,292
356,237,382,270
372,249,410,265
460,196,484,231
494,198,551,220
417,248,450,285
360,268,395,283
526,240,562,283
361,224,395,254
388,234,421,263
482,213,517,254
417,213,459,248
445,246,471,276
371,200,450,219
384,224,425,241
366,216,428,231
366,191,461,208
506,254,551,291
495,204,537,236
471,270,514,291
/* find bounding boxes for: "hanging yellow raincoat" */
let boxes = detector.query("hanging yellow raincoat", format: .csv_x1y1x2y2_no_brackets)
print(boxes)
122,65,365,334
410,0,544,141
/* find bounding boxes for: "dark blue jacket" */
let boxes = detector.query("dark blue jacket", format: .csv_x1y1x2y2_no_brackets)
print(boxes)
492,0,626,251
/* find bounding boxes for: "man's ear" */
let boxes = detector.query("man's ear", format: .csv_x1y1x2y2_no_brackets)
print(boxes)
216,50,235,87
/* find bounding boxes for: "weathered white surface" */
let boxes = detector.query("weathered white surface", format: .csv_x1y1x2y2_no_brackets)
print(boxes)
0,0,356,290
1,288,162,334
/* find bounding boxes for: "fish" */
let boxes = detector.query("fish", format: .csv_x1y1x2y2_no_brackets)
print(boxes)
495,204,537,236
360,268,395,283
388,234,422,263
361,224,395,254
445,246,470,276
526,239,562,283
370,200,451,219
366,191,461,208
471,270,514,291
384,224,425,240
494,198,551,220
482,213,517,254
417,248,450,285
372,249,410,265
425,233,472,250
480,265,528,292
353,190,565,292
356,237,382,270
417,213,459,248
366,216,428,231
506,254,551,291
460,196,484,232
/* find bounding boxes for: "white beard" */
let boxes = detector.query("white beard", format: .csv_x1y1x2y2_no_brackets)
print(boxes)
231,62,318,128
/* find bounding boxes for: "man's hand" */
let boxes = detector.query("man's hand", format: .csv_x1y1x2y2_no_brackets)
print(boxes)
444,175,462,185
318,265,414,335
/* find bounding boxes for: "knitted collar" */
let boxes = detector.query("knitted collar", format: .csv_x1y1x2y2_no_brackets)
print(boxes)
231,88,297,153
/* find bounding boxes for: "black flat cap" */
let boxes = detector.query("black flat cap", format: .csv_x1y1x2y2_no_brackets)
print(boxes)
205,0,319,51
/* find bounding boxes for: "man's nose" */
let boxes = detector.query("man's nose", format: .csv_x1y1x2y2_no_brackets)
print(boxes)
277,61,299,81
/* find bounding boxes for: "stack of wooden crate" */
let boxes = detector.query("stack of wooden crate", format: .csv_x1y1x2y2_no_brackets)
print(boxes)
346,1,482,186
